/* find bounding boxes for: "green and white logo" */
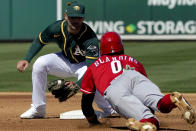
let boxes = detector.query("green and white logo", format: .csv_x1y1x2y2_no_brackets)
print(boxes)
126,24,137,33
86,21,125,34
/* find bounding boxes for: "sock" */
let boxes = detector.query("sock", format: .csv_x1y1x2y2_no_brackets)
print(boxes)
157,94,177,113
140,117,159,129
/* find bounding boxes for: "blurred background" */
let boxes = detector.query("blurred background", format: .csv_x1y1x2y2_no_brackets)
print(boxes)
0,0,196,92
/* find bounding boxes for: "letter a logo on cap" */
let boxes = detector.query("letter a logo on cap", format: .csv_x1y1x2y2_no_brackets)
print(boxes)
73,6,80,11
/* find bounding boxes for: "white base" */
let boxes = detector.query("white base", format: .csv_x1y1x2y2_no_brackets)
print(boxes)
60,110,85,119
59,109,107,120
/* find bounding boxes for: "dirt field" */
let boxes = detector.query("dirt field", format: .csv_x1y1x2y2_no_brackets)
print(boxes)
0,93,195,131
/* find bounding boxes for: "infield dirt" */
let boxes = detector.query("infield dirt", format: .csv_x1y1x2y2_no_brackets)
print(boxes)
0,93,195,131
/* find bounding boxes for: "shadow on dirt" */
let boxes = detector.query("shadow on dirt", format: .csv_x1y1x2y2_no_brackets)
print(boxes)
111,126,189,131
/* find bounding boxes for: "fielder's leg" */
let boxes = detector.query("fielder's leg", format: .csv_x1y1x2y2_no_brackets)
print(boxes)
20,52,74,119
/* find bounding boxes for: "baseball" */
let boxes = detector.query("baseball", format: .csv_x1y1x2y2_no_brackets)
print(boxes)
184,111,190,119
57,80,62,85
142,124,153,129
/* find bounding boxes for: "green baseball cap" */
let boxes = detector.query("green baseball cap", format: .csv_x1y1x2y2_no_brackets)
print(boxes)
65,1,85,18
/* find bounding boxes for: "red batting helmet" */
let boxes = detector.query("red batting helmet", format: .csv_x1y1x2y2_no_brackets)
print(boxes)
100,32,124,55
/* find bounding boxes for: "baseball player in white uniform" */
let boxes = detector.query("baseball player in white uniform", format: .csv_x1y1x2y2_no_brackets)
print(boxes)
17,1,116,119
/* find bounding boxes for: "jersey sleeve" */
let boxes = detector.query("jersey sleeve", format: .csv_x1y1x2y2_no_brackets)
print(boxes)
24,37,45,63
84,37,99,66
39,20,62,44
80,67,96,94
24,20,62,63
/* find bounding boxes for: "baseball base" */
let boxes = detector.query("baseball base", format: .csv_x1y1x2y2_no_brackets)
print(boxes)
60,110,85,119
59,110,106,119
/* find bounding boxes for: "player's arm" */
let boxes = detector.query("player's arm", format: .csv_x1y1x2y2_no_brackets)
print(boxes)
80,67,99,125
24,37,45,63
17,33,49,72
81,93,100,126
17,21,62,72
24,21,61,63
24,30,53,63
17,33,46,72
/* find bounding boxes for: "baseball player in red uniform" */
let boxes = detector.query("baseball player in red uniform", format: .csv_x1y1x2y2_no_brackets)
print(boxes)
80,32,195,131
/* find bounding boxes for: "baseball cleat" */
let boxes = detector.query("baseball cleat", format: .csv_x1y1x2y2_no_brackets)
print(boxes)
170,92,196,124
20,104,45,119
126,118,157,131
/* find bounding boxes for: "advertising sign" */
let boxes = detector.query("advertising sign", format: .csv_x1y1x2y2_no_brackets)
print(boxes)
84,0,196,40
62,0,196,40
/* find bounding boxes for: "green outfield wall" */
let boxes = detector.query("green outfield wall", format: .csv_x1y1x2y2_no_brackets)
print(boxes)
0,0,56,40
1,0,196,40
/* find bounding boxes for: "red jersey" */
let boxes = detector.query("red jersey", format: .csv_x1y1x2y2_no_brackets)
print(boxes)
80,54,147,96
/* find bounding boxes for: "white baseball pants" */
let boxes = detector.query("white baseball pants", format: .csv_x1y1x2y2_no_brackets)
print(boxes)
104,70,164,120
32,52,114,115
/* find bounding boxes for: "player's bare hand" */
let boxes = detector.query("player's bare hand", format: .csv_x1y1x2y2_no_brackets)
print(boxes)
17,60,29,72
64,81,74,88
87,115,101,127
89,121,101,127
64,81,75,89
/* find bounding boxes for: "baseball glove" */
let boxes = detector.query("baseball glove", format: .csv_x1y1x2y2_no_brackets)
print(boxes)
47,79,80,102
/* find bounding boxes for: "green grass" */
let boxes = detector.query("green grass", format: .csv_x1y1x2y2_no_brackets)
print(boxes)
0,43,76,92
0,41,196,92
124,42,196,93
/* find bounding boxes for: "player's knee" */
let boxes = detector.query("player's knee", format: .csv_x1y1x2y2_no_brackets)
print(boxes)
77,65,87,80
33,56,48,73
105,91,121,108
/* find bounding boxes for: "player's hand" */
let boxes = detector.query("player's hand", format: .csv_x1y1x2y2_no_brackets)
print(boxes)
47,79,80,102
17,60,29,72
87,115,101,127
89,119,101,127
